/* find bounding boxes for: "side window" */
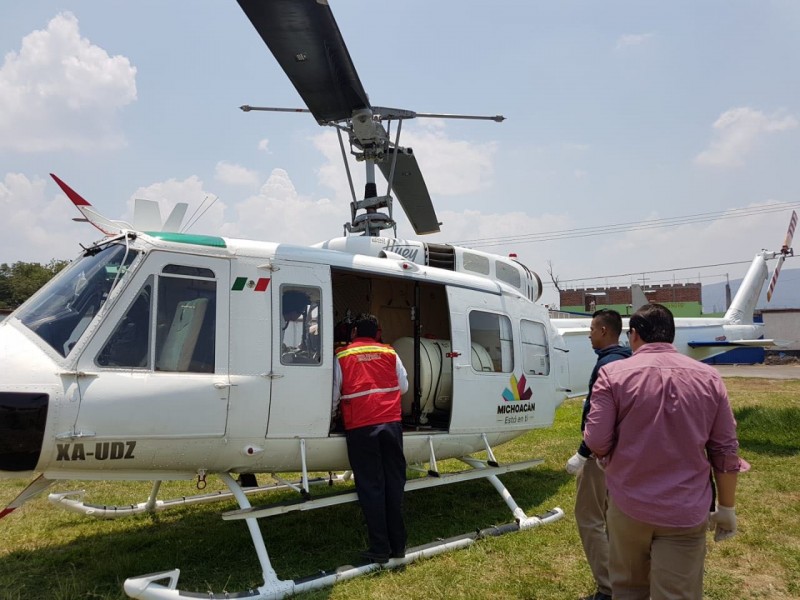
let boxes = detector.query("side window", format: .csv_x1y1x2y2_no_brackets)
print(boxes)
496,260,521,288
96,277,153,368
280,285,321,365
463,252,490,275
468,310,513,373
521,319,550,376
154,265,216,373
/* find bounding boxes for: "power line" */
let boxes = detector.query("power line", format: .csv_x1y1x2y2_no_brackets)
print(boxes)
545,254,798,289
449,201,800,248
545,259,752,288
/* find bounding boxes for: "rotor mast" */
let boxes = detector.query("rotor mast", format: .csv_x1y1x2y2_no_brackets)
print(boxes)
237,0,504,238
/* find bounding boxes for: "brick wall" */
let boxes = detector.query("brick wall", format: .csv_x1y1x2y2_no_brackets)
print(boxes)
560,283,702,314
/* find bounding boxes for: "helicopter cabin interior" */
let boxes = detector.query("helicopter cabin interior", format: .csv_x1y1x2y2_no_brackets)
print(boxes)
326,268,506,431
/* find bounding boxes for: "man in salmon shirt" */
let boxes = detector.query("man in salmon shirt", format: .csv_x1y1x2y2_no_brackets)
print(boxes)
584,303,747,600
333,313,409,564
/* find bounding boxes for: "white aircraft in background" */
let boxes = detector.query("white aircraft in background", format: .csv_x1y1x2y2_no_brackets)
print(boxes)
553,210,796,397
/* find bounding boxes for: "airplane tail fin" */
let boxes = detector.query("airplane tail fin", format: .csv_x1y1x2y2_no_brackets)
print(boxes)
1,474,53,520
51,173,189,235
724,210,797,323
630,283,649,309
723,253,768,324
51,173,128,236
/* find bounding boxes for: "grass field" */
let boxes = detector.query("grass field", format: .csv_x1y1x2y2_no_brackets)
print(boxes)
1,377,798,599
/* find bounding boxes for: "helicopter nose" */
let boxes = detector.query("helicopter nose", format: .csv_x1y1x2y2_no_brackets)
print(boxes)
0,392,49,472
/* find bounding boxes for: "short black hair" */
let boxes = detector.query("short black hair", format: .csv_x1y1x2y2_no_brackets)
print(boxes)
592,309,623,336
282,290,309,317
629,303,675,343
353,313,380,339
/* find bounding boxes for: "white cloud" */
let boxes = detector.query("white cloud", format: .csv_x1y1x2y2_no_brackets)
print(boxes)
5,164,787,313
0,173,87,263
615,33,654,50
0,12,137,152
398,121,498,196
257,139,270,152
214,161,260,187
128,176,226,234
694,107,798,168
219,168,344,244
310,120,498,206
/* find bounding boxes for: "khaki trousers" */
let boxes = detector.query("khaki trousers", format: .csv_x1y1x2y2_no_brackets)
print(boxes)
575,458,611,596
607,495,707,600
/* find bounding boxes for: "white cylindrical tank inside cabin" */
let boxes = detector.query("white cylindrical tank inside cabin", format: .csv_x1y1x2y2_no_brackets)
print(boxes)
392,337,494,423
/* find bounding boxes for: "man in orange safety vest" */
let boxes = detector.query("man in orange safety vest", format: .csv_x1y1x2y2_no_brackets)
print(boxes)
333,313,409,564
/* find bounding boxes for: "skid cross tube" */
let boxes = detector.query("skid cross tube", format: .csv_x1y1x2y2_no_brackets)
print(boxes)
48,474,346,519
124,453,563,599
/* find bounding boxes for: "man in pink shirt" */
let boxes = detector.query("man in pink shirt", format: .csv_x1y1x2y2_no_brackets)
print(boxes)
584,303,746,600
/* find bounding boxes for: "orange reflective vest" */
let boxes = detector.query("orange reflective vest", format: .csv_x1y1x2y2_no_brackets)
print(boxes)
336,338,402,430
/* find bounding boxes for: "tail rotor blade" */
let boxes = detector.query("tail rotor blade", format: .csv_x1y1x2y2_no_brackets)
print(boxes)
767,210,796,302
767,255,785,302
781,210,797,253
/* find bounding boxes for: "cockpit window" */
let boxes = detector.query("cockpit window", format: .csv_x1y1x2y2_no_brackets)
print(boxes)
15,244,138,357
96,277,152,368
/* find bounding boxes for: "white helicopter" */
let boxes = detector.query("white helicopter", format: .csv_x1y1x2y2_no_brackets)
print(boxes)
553,209,797,397
0,1,570,598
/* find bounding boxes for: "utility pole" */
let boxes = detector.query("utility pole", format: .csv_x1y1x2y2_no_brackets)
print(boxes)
725,273,731,310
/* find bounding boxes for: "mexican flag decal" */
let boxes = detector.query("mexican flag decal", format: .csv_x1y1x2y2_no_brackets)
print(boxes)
232,277,270,292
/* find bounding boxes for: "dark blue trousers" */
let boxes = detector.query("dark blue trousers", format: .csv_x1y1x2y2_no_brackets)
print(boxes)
345,421,407,556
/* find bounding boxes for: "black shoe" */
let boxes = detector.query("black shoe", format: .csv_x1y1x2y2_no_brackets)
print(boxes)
579,593,612,600
360,550,389,564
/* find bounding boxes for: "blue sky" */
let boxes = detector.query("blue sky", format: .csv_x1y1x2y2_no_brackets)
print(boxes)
2,0,799,306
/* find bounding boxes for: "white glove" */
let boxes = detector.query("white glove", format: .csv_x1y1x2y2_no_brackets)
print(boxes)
709,505,737,542
565,453,588,475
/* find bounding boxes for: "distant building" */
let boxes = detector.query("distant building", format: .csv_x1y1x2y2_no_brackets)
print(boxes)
559,282,702,317
761,308,800,356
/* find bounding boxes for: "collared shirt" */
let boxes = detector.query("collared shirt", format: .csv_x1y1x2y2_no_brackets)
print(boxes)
584,342,744,528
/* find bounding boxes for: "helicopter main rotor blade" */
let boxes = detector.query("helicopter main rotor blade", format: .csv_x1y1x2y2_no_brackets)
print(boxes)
237,0,370,124
378,147,440,235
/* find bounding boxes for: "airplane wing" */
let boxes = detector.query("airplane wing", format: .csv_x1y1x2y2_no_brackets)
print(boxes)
687,339,776,348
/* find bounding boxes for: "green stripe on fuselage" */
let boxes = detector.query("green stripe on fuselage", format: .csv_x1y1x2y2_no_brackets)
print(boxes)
145,231,227,248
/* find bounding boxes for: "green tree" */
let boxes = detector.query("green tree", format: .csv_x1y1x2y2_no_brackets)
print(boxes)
0,259,68,310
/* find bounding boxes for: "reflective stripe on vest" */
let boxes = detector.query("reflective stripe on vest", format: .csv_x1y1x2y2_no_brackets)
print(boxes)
336,340,401,430
340,385,401,400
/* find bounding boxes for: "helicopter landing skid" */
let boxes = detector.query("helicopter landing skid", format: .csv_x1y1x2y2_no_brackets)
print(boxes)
123,461,564,600
48,473,351,519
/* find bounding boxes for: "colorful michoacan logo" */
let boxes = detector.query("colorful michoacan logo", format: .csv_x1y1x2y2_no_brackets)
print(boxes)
502,374,532,402
497,374,535,418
